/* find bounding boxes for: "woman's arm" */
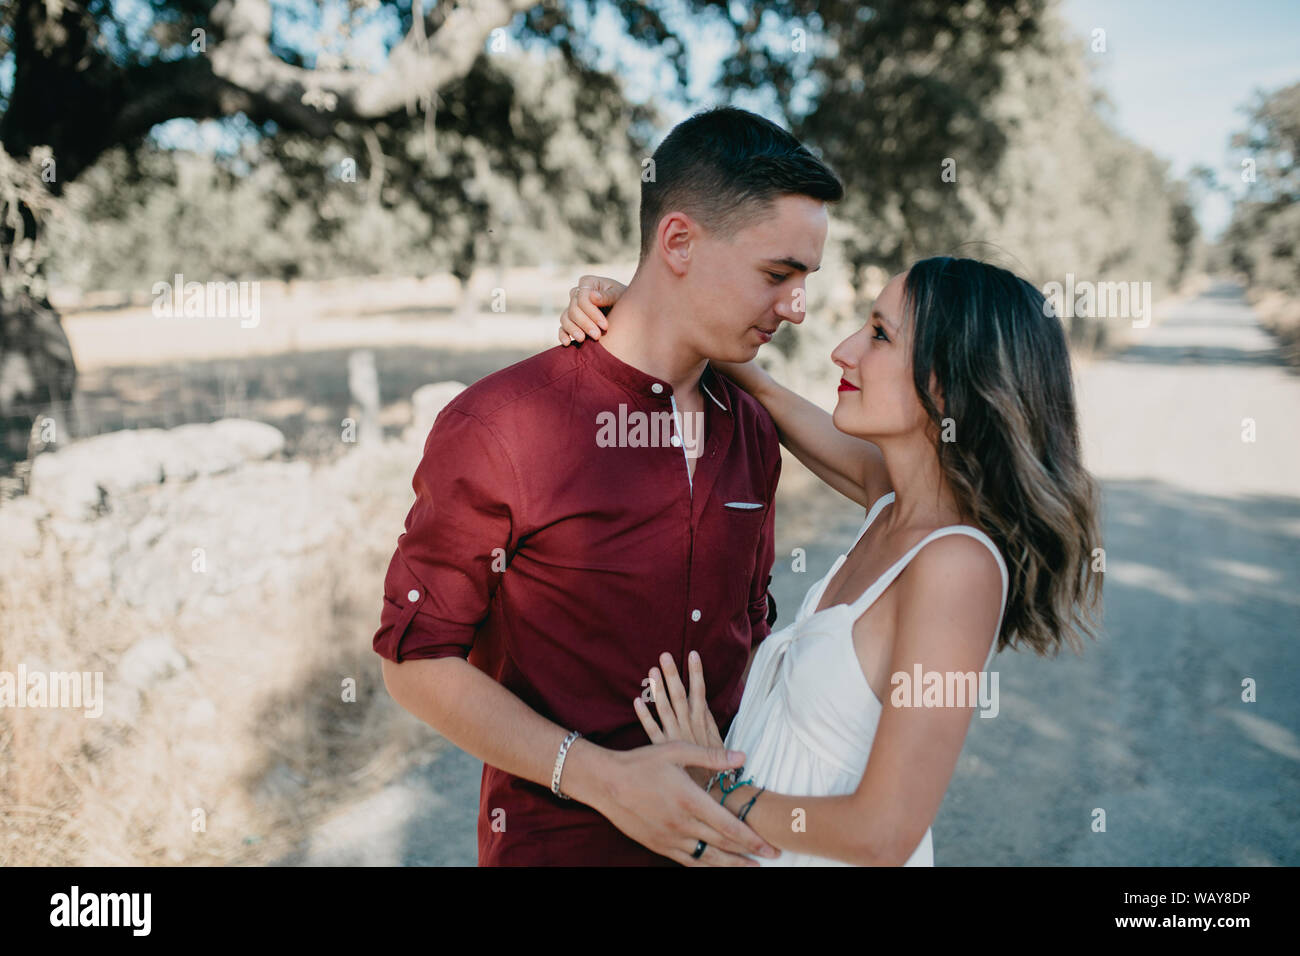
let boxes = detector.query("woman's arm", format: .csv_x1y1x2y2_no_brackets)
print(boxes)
558,276,621,344
705,534,1004,865
713,360,889,510
559,276,889,508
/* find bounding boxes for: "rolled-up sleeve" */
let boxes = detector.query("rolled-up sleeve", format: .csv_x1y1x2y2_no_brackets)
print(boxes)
373,406,520,664
747,440,782,649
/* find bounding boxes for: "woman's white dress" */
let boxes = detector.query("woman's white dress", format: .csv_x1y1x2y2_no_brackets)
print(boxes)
723,492,1008,866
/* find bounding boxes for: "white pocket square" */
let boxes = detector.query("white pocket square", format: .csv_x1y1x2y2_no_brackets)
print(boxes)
724,501,764,510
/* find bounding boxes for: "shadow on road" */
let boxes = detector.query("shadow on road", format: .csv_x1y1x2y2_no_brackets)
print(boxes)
942,478,1299,865
1112,342,1289,368
61,345,538,463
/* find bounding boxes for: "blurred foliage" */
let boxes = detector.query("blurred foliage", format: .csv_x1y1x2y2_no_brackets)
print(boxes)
719,0,1044,273
1221,82,1300,295
47,47,645,291
38,0,1199,342
711,1,1196,296
956,5,1198,295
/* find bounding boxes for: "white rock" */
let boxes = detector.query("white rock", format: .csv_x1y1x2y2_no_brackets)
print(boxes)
102,685,143,730
117,636,188,690
405,382,466,442
0,497,46,555
205,419,285,463
27,419,286,518
162,424,241,478
28,449,104,518
182,697,218,728
107,457,345,620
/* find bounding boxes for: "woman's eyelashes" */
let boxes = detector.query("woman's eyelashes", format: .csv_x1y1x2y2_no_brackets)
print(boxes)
872,323,890,342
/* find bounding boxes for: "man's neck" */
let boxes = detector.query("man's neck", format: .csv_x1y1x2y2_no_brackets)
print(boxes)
595,279,708,401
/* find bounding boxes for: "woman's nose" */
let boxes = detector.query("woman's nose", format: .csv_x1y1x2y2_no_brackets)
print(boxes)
832,329,864,369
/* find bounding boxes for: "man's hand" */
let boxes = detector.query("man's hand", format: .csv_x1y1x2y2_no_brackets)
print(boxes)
581,741,780,867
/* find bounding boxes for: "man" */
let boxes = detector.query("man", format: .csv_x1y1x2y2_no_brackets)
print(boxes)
373,106,842,865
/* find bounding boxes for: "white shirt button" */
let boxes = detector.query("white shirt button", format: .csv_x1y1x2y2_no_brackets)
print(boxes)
670,435,682,447
691,609,701,622
651,383,663,394
407,589,420,603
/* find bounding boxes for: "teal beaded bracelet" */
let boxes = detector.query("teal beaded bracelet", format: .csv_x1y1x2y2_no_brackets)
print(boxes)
719,773,754,807
707,767,743,794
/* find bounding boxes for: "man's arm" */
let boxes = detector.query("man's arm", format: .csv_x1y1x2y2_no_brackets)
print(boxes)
382,656,603,802
374,406,779,866
380,655,776,865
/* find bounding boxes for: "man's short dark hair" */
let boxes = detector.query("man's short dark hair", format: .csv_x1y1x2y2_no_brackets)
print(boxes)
639,106,844,260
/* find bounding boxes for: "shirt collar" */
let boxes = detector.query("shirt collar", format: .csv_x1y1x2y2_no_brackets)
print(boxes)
574,339,731,415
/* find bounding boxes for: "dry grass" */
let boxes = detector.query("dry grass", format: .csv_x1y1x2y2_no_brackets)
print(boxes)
0,446,441,865
1251,289,1300,367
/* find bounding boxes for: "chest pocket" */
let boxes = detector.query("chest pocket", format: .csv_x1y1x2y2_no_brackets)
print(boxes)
712,495,769,609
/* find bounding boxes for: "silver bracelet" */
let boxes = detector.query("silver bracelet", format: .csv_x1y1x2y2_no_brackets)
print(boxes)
552,729,582,800
706,767,741,793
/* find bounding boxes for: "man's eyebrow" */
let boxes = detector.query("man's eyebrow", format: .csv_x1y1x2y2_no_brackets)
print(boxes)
763,257,821,273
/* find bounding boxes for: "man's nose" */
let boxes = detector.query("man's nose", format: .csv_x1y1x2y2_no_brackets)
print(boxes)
777,287,806,324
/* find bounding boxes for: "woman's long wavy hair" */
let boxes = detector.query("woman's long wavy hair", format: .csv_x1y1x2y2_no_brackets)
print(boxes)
901,256,1102,656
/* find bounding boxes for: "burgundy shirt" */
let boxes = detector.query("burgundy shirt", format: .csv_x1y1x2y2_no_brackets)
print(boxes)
372,338,780,865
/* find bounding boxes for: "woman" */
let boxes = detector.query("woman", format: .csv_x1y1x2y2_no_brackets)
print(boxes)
559,256,1102,865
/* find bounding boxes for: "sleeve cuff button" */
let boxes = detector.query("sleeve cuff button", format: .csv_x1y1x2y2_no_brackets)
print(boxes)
407,589,421,603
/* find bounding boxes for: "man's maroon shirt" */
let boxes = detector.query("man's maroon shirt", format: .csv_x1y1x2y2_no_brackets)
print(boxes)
372,338,780,865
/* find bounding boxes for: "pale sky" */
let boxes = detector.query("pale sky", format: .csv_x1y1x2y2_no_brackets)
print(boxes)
1060,0,1300,237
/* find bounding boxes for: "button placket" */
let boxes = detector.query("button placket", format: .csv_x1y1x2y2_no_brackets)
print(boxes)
669,393,693,495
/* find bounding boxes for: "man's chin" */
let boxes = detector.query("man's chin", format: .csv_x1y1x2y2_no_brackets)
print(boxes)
701,337,762,364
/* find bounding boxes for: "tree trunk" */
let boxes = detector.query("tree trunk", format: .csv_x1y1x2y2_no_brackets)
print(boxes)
0,284,77,469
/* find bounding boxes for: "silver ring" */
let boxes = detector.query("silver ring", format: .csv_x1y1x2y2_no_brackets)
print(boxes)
692,840,707,859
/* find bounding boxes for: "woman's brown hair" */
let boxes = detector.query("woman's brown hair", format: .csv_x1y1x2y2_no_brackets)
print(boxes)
901,256,1103,656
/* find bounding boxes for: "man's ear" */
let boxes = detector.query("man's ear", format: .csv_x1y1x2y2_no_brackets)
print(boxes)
658,212,695,278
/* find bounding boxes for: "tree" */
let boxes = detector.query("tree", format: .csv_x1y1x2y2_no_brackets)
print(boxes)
711,0,1049,283
1222,82,1300,294
0,0,656,463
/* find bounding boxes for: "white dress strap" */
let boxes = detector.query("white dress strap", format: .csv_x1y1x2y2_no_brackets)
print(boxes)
846,524,1008,668
850,491,896,549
